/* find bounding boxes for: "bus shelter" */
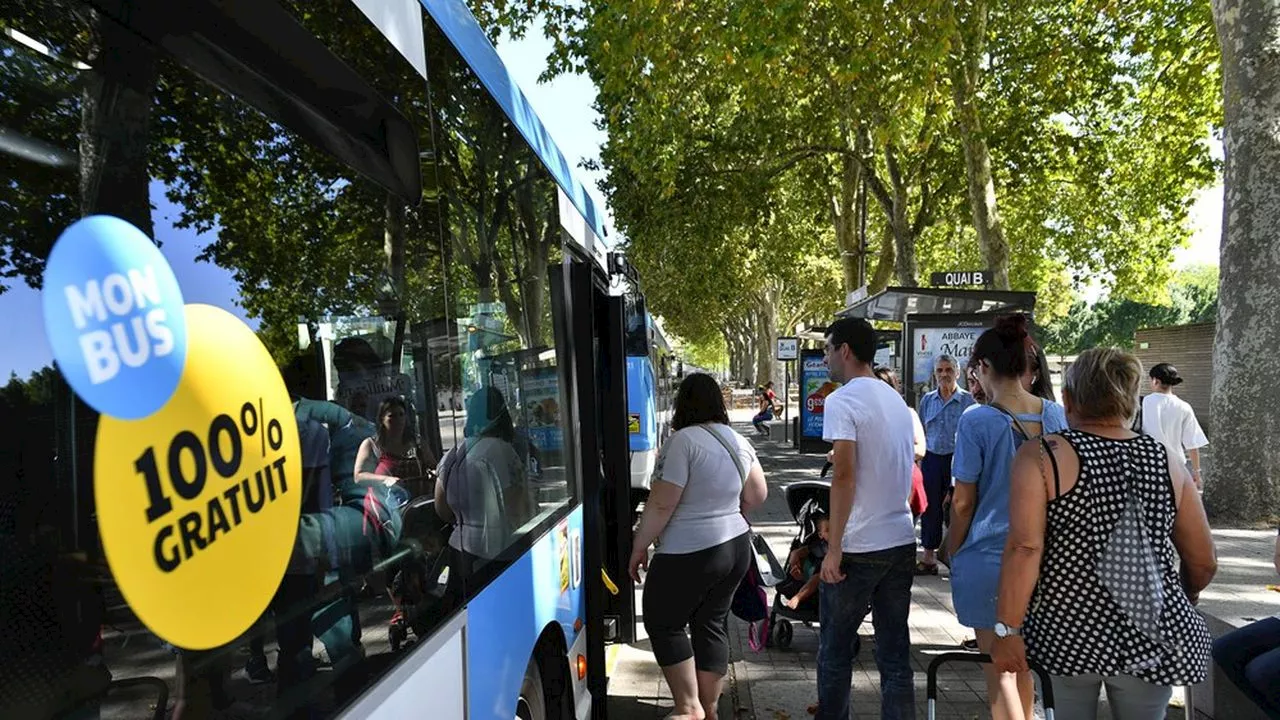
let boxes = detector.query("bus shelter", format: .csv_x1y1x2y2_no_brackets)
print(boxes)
837,286,1037,407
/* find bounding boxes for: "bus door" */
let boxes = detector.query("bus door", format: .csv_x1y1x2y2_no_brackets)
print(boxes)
568,257,637,718
593,272,637,648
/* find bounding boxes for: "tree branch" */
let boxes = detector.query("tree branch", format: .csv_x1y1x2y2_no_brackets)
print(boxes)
854,127,895,216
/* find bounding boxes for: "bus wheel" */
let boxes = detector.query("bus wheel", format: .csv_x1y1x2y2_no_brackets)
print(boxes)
516,657,547,720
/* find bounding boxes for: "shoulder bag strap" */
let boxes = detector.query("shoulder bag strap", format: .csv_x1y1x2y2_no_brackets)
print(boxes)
700,424,747,487
989,402,1035,442
1039,437,1062,499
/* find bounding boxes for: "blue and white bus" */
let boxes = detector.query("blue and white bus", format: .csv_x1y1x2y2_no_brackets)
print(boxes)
0,1,638,719
622,288,678,509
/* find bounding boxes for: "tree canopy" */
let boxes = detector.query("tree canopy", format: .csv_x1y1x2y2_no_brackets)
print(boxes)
489,0,1222,383
1040,265,1219,354
0,0,1224,386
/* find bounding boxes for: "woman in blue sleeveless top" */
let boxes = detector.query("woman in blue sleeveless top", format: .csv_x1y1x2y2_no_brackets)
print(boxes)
948,315,1068,720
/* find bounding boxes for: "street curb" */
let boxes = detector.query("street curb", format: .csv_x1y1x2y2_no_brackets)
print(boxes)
726,621,755,720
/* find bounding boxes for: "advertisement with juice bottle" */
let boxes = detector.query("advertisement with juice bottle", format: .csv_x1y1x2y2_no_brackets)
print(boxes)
800,349,840,439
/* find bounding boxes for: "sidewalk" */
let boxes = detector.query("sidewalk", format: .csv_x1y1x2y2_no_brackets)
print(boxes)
606,417,1279,720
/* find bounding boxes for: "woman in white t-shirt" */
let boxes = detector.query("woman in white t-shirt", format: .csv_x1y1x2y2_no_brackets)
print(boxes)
435,388,531,562
628,373,769,720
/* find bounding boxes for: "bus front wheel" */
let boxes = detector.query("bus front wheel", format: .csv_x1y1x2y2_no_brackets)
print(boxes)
516,657,547,720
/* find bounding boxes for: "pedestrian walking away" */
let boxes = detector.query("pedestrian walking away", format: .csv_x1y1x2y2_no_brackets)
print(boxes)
629,373,769,720
815,317,918,720
1141,363,1209,490
947,314,1067,720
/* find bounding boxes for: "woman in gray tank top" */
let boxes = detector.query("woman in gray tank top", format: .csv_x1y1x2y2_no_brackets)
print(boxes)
628,373,769,720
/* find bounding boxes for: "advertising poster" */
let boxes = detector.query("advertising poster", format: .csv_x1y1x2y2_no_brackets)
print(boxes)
910,325,982,399
800,350,840,439
522,366,564,455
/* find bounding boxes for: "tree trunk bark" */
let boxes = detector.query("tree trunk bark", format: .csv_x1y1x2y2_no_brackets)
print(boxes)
890,221,918,287
723,329,738,382
1205,0,1280,521
951,0,1011,290
869,223,896,294
831,156,862,293
79,11,158,236
728,319,754,386
885,147,918,286
384,194,407,365
755,293,778,389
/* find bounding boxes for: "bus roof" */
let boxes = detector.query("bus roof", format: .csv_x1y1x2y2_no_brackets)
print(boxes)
420,0,608,245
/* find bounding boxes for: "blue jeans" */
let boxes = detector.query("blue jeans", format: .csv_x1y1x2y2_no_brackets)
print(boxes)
816,543,916,720
1213,616,1280,718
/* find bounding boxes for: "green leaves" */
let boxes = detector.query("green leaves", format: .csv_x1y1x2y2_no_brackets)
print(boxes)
1040,265,1219,352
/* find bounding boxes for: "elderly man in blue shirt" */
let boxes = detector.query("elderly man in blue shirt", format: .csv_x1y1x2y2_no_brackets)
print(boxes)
915,354,975,574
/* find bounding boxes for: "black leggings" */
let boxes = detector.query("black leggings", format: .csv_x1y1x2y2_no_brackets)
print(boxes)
642,533,752,675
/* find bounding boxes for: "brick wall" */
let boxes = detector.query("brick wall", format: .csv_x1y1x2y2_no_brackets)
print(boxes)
1134,322,1215,437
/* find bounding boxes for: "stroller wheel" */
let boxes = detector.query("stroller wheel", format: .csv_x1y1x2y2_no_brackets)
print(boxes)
774,620,794,650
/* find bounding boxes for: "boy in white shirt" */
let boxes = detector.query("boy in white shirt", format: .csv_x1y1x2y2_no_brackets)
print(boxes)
1142,363,1209,489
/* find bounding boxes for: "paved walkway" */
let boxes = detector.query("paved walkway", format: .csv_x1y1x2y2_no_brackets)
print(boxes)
606,413,1279,720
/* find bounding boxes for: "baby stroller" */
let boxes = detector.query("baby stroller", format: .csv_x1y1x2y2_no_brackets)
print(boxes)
387,494,455,652
767,480,831,649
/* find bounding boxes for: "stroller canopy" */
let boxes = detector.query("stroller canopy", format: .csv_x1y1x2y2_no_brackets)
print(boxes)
784,480,831,521
784,480,831,546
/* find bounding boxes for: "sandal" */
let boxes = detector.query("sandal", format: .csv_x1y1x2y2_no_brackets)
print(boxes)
807,704,819,715
914,561,939,576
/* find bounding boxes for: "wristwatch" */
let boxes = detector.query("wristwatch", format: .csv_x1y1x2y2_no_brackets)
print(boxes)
994,621,1022,638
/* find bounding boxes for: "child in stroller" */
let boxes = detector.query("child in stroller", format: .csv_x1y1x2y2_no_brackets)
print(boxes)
778,513,829,611
767,480,830,649
387,494,454,652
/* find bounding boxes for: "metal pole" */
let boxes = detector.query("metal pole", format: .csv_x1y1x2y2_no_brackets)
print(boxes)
857,169,868,288
783,362,790,444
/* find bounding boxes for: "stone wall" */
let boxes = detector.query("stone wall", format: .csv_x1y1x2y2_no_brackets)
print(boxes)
1134,322,1215,436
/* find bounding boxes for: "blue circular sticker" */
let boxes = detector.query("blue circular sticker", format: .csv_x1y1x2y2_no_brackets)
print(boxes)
41,215,188,420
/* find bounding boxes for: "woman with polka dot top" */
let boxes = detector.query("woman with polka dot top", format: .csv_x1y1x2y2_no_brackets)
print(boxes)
990,347,1218,719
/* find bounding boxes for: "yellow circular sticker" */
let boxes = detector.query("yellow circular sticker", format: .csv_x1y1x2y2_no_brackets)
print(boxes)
95,304,302,650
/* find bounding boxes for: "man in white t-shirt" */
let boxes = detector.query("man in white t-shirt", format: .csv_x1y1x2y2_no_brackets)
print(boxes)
815,317,917,720
1142,363,1209,489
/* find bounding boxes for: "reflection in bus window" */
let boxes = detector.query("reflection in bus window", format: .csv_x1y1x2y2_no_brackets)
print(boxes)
424,8,575,582
4,0,435,717
0,0,580,716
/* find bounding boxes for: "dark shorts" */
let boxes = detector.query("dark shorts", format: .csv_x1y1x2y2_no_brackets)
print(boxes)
642,533,752,674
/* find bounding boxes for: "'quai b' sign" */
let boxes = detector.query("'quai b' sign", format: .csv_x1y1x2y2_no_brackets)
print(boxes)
929,270,991,287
